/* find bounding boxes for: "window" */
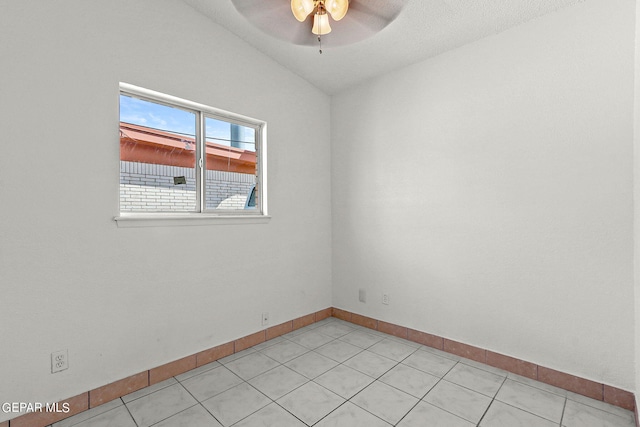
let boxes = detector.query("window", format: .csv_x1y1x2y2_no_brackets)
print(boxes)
117,83,267,223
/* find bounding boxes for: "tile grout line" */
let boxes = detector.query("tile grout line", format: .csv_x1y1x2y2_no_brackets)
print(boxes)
119,397,139,427
474,374,508,426
172,378,225,426
223,380,275,426
413,361,480,425
120,379,176,405
306,400,351,426
270,399,316,427
392,385,429,426
144,402,200,427
559,397,568,427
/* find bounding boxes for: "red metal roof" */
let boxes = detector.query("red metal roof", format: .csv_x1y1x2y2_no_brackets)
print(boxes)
120,122,256,174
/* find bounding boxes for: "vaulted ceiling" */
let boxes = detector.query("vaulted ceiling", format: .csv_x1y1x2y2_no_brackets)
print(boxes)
182,0,583,94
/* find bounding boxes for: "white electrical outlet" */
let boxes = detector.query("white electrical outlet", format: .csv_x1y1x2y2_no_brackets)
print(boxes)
382,293,390,305
51,349,68,373
262,312,269,326
359,288,366,303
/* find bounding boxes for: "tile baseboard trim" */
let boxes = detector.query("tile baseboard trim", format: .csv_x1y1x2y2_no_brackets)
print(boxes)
6,308,332,427
5,306,634,426
332,307,636,413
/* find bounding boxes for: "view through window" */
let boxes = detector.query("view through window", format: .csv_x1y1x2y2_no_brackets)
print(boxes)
119,85,264,215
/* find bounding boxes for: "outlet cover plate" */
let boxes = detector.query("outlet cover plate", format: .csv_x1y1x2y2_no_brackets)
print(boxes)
51,349,68,373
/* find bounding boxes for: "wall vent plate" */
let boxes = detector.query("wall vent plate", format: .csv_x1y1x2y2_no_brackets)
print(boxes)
173,176,187,185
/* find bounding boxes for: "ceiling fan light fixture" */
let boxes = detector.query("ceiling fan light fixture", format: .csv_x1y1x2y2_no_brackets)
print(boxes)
291,0,315,22
312,11,332,35
325,0,348,21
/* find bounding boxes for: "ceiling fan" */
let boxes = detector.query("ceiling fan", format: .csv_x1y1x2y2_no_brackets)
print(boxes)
230,0,407,47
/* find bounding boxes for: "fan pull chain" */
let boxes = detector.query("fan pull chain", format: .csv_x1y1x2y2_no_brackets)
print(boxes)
318,35,322,54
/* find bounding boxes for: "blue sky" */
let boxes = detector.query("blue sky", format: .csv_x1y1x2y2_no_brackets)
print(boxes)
120,94,255,151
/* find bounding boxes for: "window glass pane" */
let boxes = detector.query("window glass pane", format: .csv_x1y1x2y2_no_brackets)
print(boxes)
119,95,197,212
204,117,257,210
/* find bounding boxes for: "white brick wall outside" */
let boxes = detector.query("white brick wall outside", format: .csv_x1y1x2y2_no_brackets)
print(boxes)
120,161,255,212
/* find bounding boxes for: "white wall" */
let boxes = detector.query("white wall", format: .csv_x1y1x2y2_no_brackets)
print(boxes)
332,0,635,391
634,0,640,411
0,0,331,420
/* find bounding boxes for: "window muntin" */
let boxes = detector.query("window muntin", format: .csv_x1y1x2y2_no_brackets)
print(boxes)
118,83,266,217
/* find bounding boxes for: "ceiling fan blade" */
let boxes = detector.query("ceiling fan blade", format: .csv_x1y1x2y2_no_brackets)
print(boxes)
231,0,288,19
231,0,315,44
290,15,317,46
347,0,407,31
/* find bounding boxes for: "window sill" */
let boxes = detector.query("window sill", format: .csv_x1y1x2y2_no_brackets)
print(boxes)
114,214,271,228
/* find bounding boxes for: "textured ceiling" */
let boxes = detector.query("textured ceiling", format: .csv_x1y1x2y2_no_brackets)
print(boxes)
182,0,583,94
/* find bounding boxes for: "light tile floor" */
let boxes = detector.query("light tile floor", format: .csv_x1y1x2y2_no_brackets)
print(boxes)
49,318,636,427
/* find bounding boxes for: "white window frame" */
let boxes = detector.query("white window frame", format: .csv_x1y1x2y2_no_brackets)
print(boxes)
114,83,269,227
